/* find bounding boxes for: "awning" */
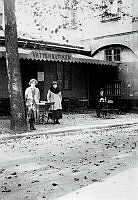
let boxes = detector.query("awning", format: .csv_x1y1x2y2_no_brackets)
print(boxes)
0,47,119,67
70,53,118,66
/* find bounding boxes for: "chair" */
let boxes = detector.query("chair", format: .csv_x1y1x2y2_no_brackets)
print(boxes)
78,98,88,113
99,102,108,118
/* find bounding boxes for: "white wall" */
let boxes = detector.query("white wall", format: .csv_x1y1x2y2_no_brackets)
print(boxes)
92,46,138,62
92,50,104,60
122,48,138,62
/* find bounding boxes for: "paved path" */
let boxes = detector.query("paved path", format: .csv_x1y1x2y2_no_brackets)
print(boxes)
0,114,138,200
55,164,138,200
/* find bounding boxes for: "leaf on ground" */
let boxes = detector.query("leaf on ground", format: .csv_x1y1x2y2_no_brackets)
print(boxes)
1,186,11,192
109,168,115,171
91,179,98,182
11,172,17,176
52,183,58,186
72,169,79,173
99,160,104,163
105,172,110,176
74,177,79,181
31,180,39,183
0,168,5,173
6,176,12,179
94,163,99,166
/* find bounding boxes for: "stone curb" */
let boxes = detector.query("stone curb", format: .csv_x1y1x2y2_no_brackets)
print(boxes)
0,120,138,141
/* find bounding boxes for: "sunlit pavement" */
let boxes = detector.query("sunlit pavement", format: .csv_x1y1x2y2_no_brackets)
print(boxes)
0,113,138,200
55,164,138,200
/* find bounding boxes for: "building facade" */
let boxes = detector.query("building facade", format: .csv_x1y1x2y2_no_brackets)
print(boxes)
1,0,137,115
80,0,138,110
0,35,118,115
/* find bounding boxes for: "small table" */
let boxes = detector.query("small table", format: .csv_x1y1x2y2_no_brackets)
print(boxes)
99,100,114,118
38,101,55,124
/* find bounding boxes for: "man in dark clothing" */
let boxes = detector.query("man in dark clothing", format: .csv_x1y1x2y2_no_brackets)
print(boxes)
96,89,107,118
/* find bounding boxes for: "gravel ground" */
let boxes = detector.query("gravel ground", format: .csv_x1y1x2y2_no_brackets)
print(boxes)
0,113,138,200
0,112,138,137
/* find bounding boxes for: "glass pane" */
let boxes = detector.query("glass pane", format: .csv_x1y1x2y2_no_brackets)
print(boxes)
114,48,120,61
105,49,112,61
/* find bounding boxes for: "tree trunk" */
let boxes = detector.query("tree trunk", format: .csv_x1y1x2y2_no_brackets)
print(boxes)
4,0,27,132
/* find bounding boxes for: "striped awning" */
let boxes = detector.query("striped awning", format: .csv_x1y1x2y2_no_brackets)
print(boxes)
0,47,119,67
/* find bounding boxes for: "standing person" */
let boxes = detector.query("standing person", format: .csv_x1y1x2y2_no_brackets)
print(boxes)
25,79,40,130
47,81,62,124
96,88,107,118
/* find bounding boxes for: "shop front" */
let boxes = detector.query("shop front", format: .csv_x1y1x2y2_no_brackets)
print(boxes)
0,42,120,115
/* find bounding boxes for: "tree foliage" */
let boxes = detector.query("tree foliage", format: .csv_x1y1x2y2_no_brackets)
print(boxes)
15,0,132,43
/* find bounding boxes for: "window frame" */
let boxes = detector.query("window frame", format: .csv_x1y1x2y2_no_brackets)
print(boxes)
114,48,121,61
104,47,121,62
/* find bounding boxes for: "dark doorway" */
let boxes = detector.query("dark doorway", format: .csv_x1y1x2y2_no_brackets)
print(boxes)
88,64,119,108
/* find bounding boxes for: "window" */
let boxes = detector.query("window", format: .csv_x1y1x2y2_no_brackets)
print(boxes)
101,0,121,22
105,81,121,96
114,48,120,61
105,48,121,62
63,64,72,90
105,49,112,61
